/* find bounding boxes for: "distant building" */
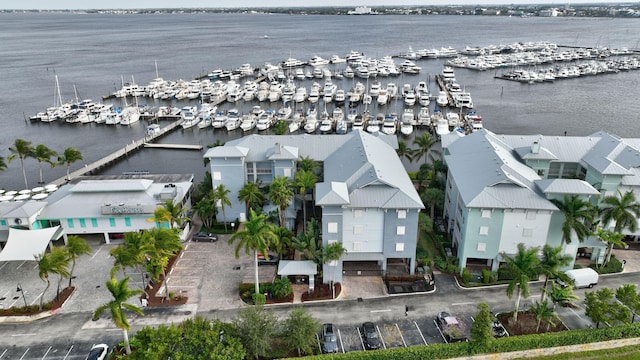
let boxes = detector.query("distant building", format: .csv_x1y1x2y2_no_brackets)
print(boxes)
539,8,559,17
348,6,376,15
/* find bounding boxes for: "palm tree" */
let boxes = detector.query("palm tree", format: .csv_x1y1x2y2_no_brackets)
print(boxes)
65,235,92,288
214,184,232,231
146,227,182,300
238,182,266,216
162,199,187,228
228,209,277,295
548,281,579,310
323,242,347,299
292,219,323,265
531,300,556,333
396,141,414,162
34,144,57,185
268,176,294,228
35,248,69,310
594,228,627,267
539,244,572,301
297,155,318,174
502,243,542,322
550,194,597,244
600,190,640,233
58,147,83,180
412,132,436,164
93,268,144,355
193,195,217,229
272,226,294,258
111,231,153,293
294,170,317,232
8,138,35,189
0,156,7,171
420,188,445,219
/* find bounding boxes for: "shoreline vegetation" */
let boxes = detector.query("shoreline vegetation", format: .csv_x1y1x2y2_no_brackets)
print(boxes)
2,5,639,18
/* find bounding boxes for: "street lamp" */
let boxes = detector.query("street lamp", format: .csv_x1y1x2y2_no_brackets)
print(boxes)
16,283,27,307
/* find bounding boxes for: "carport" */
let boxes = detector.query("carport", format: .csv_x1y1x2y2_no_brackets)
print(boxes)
277,260,317,292
0,226,64,261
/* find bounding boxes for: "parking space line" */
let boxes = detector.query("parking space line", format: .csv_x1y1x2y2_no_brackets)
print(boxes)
17,260,27,270
63,345,74,360
451,301,474,306
0,349,7,359
41,345,52,359
434,319,448,343
375,324,386,350
395,323,407,347
356,327,365,350
91,245,104,260
0,262,8,271
370,309,391,313
337,328,345,353
414,321,428,345
19,348,29,360
11,334,37,337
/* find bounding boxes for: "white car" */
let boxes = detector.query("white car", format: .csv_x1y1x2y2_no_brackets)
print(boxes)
85,344,109,360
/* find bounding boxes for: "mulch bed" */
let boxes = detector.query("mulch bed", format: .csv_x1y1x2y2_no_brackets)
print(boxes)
142,253,188,307
0,286,75,316
301,283,341,302
498,311,567,336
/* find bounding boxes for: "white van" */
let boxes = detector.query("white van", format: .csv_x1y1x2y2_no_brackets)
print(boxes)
562,268,599,289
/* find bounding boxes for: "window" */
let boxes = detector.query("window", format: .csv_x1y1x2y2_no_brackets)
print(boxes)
213,171,222,180
397,226,406,235
354,209,363,218
327,222,338,233
0,219,6,226
479,226,489,235
353,225,364,235
526,211,536,220
125,217,132,226
396,243,405,252
477,242,486,252
353,242,363,251
481,209,491,218
109,218,116,227
91,218,98,227
284,168,291,177
397,210,407,219
79,219,86,228
67,219,75,228
522,228,533,237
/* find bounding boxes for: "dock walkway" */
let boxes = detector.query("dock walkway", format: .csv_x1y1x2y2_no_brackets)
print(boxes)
50,119,194,186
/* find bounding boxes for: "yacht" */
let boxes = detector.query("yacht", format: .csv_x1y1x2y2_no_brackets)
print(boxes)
436,91,449,107
319,116,333,134
442,66,456,83
381,113,397,135
335,120,348,134
418,92,430,106
343,66,355,79
453,92,474,109
367,113,383,133
308,55,330,67
180,106,200,129
400,119,414,136
369,81,381,97
352,114,365,131
433,110,450,137
377,89,389,106
276,104,293,121
304,110,319,133
293,87,308,103
225,109,241,131
417,107,431,126
404,90,416,106
334,89,346,105
212,111,228,129
332,107,344,122
240,114,257,132
466,111,484,132
446,112,460,128
256,109,275,131
120,104,140,126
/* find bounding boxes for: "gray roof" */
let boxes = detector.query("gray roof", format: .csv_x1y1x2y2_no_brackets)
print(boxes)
316,182,350,206
535,179,600,196
70,179,153,193
205,145,249,158
266,143,298,160
581,133,633,175
4,200,48,219
516,145,558,161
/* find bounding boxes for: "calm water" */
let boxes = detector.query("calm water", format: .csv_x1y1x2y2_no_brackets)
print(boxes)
1,13,640,190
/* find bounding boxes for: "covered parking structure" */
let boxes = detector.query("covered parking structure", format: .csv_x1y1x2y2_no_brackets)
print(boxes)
277,260,317,292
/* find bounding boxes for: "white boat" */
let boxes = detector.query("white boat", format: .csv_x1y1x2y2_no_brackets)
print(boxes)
347,108,358,122
377,89,389,106
466,111,484,132
319,117,333,134
293,87,308,103
369,81,381,97
367,113,383,133
453,92,474,109
212,111,227,129
334,89,346,105
180,106,200,129
400,120,413,136
308,55,330,67
276,104,293,120
332,107,344,122
417,107,431,126
256,109,275,131
404,90,416,106
352,114,364,131
336,120,348,134
436,91,449,107
225,109,241,131
322,80,337,103
103,107,122,125
120,104,140,126
381,113,397,135
446,112,460,127
418,92,430,106
433,110,450,137
146,123,161,137
362,94,372,106
304,118,318,133
442,66,456,82
289,113,304,133
197,103,216,129
240,114,257,132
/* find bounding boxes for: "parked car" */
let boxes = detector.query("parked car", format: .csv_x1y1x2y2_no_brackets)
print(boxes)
320,323,339,354
85,344,109,360
257,253,279,265
361,321,380,350
192,232,218,242
435,311,468,343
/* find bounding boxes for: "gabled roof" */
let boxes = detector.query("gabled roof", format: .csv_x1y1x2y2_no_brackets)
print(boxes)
316,182,350,206
204,145,250,158
535,179,600,196
4,200,48,219
581,133,633,175
266,143,298,160
515,145,558,161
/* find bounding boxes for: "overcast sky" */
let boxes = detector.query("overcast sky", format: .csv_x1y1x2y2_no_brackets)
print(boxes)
2,1,624,10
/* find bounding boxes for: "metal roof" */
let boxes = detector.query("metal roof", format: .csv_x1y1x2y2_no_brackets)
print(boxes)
4,200,48,219
535,179,600,196
316,182,350,206
70,179,154,193
204,145,249,158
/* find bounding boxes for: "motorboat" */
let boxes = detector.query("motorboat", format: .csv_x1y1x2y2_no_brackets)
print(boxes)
466,111,484,132
347,108,358,122
446,112,460,127
332,107,344,122
369,81,381,97
381,113,397,135
146,123,161,137
240,114,257,132
335,120,348,134
377,88,389,106
225,109,241,131
417,107,431,126
256,109,275,131
400,119,413,136
294,87,308,103
436,91,449,107
120,104,140,126
276,104,293,120
319,117,333,134
367,113,382,133
442,66,456,82
180,106,200,129
404,90,416,106
304,118,318,133
352,114,364,131
433,110,450,137
212,111,228,129
334,89,346,105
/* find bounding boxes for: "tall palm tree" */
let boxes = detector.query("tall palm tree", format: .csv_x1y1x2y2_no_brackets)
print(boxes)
238,182,266,216
193,195,217,229
395,141,414,163
594,228,627,267
412,132,436,164
297,155,318,174
8,138,35,189
35,248,69,310
58,147,83,180
550,194,597,244
323,242,347,299
34,144,57,185
214,184,232,231
420,188,445,220
228,209,277,295
268,176,294,228
294,169,317,232
65,235,92,288
548,281,579,310
600,190,640,233
153,200,186,229
93,268,144,355
539,244,572,301
146,227,182,300
111,231,153,293
502,243,542,322
272,226,294,258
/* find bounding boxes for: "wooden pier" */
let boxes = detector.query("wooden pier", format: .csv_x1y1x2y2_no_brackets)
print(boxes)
49,119,199,186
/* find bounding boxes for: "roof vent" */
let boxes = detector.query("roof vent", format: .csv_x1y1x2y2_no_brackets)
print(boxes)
531,141,540,154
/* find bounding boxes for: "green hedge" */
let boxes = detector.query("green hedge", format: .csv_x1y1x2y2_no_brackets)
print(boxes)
300,323,640,359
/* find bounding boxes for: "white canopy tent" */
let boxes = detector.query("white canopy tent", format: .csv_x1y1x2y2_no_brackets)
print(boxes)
277,260,317,292
0,226,63,261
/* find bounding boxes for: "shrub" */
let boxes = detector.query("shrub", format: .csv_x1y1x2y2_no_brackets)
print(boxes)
591,257,623,274
461,268,471,285
481,269,492,284
271,277,293,298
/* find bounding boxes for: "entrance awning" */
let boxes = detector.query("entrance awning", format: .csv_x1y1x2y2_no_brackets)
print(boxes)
0,226,63,261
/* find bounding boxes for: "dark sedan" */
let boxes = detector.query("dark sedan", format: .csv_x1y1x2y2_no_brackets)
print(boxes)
320,323,339,354
192,232,218,242
361,322,380,350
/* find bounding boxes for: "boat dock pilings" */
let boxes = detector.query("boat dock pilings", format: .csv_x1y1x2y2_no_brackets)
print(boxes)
49,119,193,186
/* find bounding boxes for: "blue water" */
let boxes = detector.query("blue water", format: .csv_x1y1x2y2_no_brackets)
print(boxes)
1,12,640,190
